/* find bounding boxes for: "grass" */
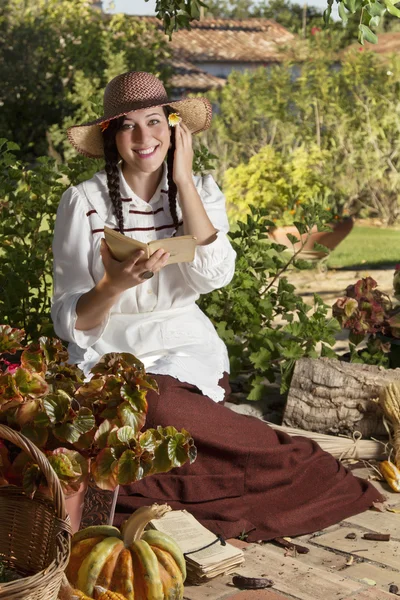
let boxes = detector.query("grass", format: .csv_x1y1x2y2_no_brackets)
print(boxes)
327,226,400,270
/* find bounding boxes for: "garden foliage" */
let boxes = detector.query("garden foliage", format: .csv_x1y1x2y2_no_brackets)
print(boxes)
0,0,171,158
333,273,400,366
0,325,196,492
202,46,400,226
198,204,341,398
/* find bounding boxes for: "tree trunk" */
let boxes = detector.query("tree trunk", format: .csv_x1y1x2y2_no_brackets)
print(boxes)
283,358,400,438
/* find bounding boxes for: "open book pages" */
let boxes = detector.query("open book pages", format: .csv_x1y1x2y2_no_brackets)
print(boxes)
104,226,197,265
148,509,244,582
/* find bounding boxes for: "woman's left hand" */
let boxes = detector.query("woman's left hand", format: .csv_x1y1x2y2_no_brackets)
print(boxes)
172,122,194,187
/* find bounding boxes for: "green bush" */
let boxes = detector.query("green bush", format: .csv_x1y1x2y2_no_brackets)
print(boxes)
202,48,400,225
0,140,99,339
223,144,346,225
198,204,340,398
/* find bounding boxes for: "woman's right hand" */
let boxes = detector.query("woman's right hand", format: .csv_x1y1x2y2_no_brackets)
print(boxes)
100,238,170,294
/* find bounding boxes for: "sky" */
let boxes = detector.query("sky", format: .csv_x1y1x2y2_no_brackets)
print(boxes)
107,0,334,16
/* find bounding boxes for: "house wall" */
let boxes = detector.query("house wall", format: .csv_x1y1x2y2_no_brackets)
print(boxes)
194,61,302,82
195,62,268,79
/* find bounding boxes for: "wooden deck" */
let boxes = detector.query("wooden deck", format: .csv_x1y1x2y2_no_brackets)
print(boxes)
183,467,400,600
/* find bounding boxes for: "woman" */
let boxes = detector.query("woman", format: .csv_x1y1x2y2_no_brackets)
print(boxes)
52,71,383,542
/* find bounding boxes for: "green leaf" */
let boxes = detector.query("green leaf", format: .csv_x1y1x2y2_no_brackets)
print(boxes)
117,401,146,434
247,381,266,402
94,419,114,449
117,449,142,485
74,407,96,436
22,463,41,495
293,222,308,235
139,429,158,452
53,407,94,444
286,233,299,245
20,425,48,448
383,0,400,17
367,1,386,15
168,433,191,468
153,440,173,473
358,24,378,44
43,391,71,424
338,1,349,24
116,425,136,444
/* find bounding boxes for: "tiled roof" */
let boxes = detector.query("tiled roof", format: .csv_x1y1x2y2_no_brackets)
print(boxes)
346,32,400,55
135,17,295,63
168,58,226,91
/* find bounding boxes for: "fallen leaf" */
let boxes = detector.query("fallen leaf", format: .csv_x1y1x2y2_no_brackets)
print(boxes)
371,501,388,512
360,578,376,586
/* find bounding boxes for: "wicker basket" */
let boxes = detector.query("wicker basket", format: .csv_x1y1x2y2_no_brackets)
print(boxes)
0,424,71,600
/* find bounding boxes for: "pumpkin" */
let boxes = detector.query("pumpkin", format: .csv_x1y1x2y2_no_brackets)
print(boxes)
66,504,186,600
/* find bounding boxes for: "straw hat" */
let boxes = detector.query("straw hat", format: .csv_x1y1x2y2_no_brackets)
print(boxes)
67,71,213,159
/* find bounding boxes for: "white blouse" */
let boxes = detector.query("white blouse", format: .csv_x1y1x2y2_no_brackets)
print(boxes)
51,164,236,402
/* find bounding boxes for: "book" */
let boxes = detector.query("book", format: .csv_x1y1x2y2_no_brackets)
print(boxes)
104,226,197,265
148,509,245,584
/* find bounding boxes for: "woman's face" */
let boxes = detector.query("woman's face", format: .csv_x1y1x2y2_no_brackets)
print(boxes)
115,107,170,175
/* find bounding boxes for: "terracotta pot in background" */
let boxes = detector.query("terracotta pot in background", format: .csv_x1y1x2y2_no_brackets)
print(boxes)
269,217,354,256
64,479,88,534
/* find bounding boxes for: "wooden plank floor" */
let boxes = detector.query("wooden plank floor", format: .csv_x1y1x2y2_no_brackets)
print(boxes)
183,467,400,600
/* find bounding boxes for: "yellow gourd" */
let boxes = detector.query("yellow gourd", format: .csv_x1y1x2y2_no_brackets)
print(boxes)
66,504,186,600
379,382,400,468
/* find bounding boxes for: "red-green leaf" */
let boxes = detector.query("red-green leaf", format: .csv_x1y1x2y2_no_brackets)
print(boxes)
47,452,77,480
13,368,48,398
117,449,143,484
20,345,46,374
94,419,114,449
117,401,146,435
0,325,25,353
116,425,136,444
91,448,118,491
22,463,41,496
20,424,48,448
43,391,71,423
16,399,40,426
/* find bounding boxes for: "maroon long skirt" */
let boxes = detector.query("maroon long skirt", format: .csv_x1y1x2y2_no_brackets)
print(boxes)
115,374,383,542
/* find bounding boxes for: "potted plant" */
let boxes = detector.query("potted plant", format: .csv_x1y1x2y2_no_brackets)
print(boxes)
0,325,196,531
332,270,400,367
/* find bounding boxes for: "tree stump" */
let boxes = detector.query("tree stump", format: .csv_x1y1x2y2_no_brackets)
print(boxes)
283,358,400,438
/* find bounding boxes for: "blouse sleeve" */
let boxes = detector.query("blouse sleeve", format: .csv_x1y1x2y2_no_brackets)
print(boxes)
51,186,109,348
178,175,236,294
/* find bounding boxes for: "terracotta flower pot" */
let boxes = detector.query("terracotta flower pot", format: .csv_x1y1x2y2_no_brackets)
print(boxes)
64,479,88,534
270,217,354,256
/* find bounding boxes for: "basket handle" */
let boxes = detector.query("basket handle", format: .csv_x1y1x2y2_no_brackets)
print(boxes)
0,423,67,521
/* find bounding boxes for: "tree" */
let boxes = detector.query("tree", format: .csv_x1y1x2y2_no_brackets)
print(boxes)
203,0,325,36
145,0,400,44
0,0,171,159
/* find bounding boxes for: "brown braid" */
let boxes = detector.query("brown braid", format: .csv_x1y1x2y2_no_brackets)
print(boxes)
164,107,180,234
103,117,125,234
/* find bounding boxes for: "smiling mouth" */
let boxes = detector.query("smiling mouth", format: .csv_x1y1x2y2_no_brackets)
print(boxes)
134,145,159,158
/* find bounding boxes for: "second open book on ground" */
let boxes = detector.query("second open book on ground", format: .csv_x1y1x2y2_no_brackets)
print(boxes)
104,226,197,265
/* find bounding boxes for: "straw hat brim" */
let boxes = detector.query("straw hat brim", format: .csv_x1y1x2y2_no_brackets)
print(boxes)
67,97,212,159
